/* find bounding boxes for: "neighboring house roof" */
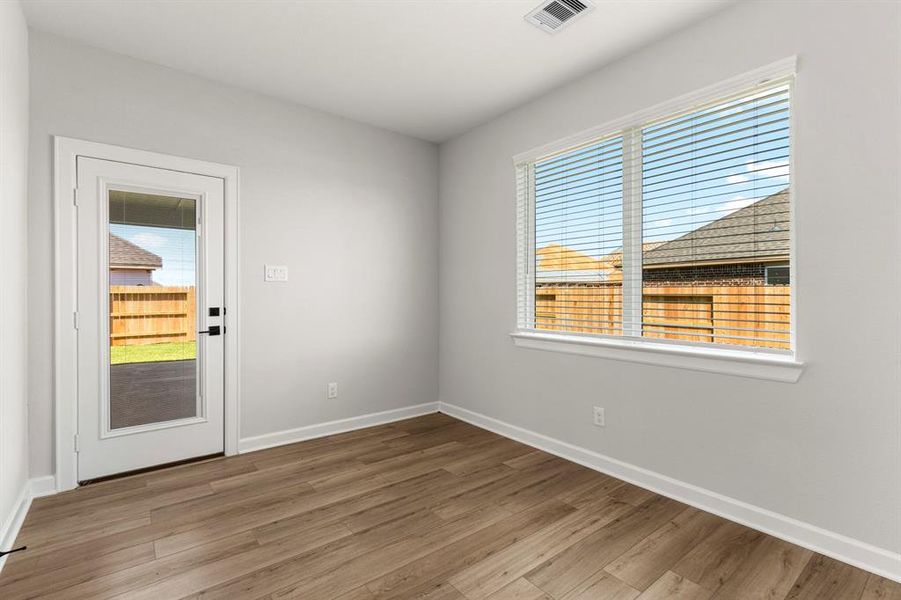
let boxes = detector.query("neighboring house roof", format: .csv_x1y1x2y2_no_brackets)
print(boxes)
109,233,162,270
536,244,616,283
536,242,662,283
643,189,789,267
537,244,612,271
604,242,666,269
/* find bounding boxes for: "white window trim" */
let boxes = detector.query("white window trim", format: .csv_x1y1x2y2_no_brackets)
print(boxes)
512,57,804,383
513,56,797,165
511,332,803,382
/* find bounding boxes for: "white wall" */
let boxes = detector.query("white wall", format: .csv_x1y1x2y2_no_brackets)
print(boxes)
108,270,155,287
0,0,30,540
439,0,901,557
28,32,439,477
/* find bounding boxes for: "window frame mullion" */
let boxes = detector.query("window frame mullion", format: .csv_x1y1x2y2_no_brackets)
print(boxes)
621,126,643,338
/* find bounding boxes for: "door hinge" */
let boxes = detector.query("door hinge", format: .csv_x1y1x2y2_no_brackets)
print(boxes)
73,434,79,453
73,311,79,330
72,188,79,206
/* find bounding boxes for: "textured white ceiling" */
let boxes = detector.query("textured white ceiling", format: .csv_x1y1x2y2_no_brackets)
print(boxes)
23,0,730,141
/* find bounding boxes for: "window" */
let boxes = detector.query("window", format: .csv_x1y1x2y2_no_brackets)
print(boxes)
530,136,624,336
765,265,790,285
516,72,793,356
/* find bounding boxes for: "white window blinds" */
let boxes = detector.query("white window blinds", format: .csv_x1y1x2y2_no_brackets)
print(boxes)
531,136,624,336
517,77,792,353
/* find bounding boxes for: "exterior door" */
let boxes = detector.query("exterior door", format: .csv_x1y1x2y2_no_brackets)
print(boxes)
76,157,225,481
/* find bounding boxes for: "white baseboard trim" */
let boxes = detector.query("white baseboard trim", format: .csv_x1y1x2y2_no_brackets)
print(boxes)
238,402,441,454
0,482,31,573
0,476,58,574
29,476,58,499
439,401,901,583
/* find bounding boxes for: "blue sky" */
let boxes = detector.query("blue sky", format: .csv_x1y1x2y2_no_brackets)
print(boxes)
534,84,791,260
110,223,196,286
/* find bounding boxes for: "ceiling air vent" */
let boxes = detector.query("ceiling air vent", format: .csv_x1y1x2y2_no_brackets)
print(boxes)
525,0,593,34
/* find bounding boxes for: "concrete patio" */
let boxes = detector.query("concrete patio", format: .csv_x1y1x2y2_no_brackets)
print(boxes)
109,359,197,429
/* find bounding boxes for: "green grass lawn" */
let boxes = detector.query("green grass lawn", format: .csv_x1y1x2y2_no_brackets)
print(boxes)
111,342,196,365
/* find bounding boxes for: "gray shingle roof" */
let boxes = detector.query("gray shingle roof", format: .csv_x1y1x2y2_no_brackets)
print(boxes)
643,189,789,267
109,233,162,269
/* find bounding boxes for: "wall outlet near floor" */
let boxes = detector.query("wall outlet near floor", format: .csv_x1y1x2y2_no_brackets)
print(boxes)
264,264,288,282
593,406,605,427
328,382,338,399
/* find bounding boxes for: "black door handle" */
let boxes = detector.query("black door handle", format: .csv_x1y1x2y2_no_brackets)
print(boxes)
198,326,221,336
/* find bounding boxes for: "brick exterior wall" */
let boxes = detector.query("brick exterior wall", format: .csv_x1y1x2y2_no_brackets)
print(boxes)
642,262,769,287
536,262,790,289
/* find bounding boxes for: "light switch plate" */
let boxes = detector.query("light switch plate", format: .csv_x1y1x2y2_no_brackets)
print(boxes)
264,265,288,282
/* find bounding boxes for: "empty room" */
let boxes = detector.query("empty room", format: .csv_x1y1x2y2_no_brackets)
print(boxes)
0,0,899,598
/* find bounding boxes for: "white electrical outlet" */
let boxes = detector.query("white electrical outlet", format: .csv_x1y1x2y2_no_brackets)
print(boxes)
264,264,288,282
328,382,338,399
593,406,605,427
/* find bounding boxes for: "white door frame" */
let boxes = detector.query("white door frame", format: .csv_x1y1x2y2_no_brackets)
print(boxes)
54,136,241,491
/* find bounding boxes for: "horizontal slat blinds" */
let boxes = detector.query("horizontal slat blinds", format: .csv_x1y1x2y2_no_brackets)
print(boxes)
532,137,624,336
518,78,792,353
639,84,791,349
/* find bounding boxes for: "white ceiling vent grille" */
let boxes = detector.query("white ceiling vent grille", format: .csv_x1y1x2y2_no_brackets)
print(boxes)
525,0,593,34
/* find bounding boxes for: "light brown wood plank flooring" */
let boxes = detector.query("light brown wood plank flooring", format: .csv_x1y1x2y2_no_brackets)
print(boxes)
0,413,897,599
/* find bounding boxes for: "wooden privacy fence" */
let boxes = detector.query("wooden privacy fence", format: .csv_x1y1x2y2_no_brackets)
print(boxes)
109,286,196,346
535,284,790,349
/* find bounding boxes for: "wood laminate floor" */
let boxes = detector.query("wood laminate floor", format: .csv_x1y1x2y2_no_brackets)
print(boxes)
1,413,897,599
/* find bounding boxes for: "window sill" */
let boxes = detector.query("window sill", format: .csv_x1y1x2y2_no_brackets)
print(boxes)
510,331,804,383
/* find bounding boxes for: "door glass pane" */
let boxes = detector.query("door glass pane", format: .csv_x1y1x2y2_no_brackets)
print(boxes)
108,190,199,430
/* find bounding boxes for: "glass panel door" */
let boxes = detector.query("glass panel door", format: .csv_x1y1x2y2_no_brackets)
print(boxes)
107,189,200,430
77,157,224,481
